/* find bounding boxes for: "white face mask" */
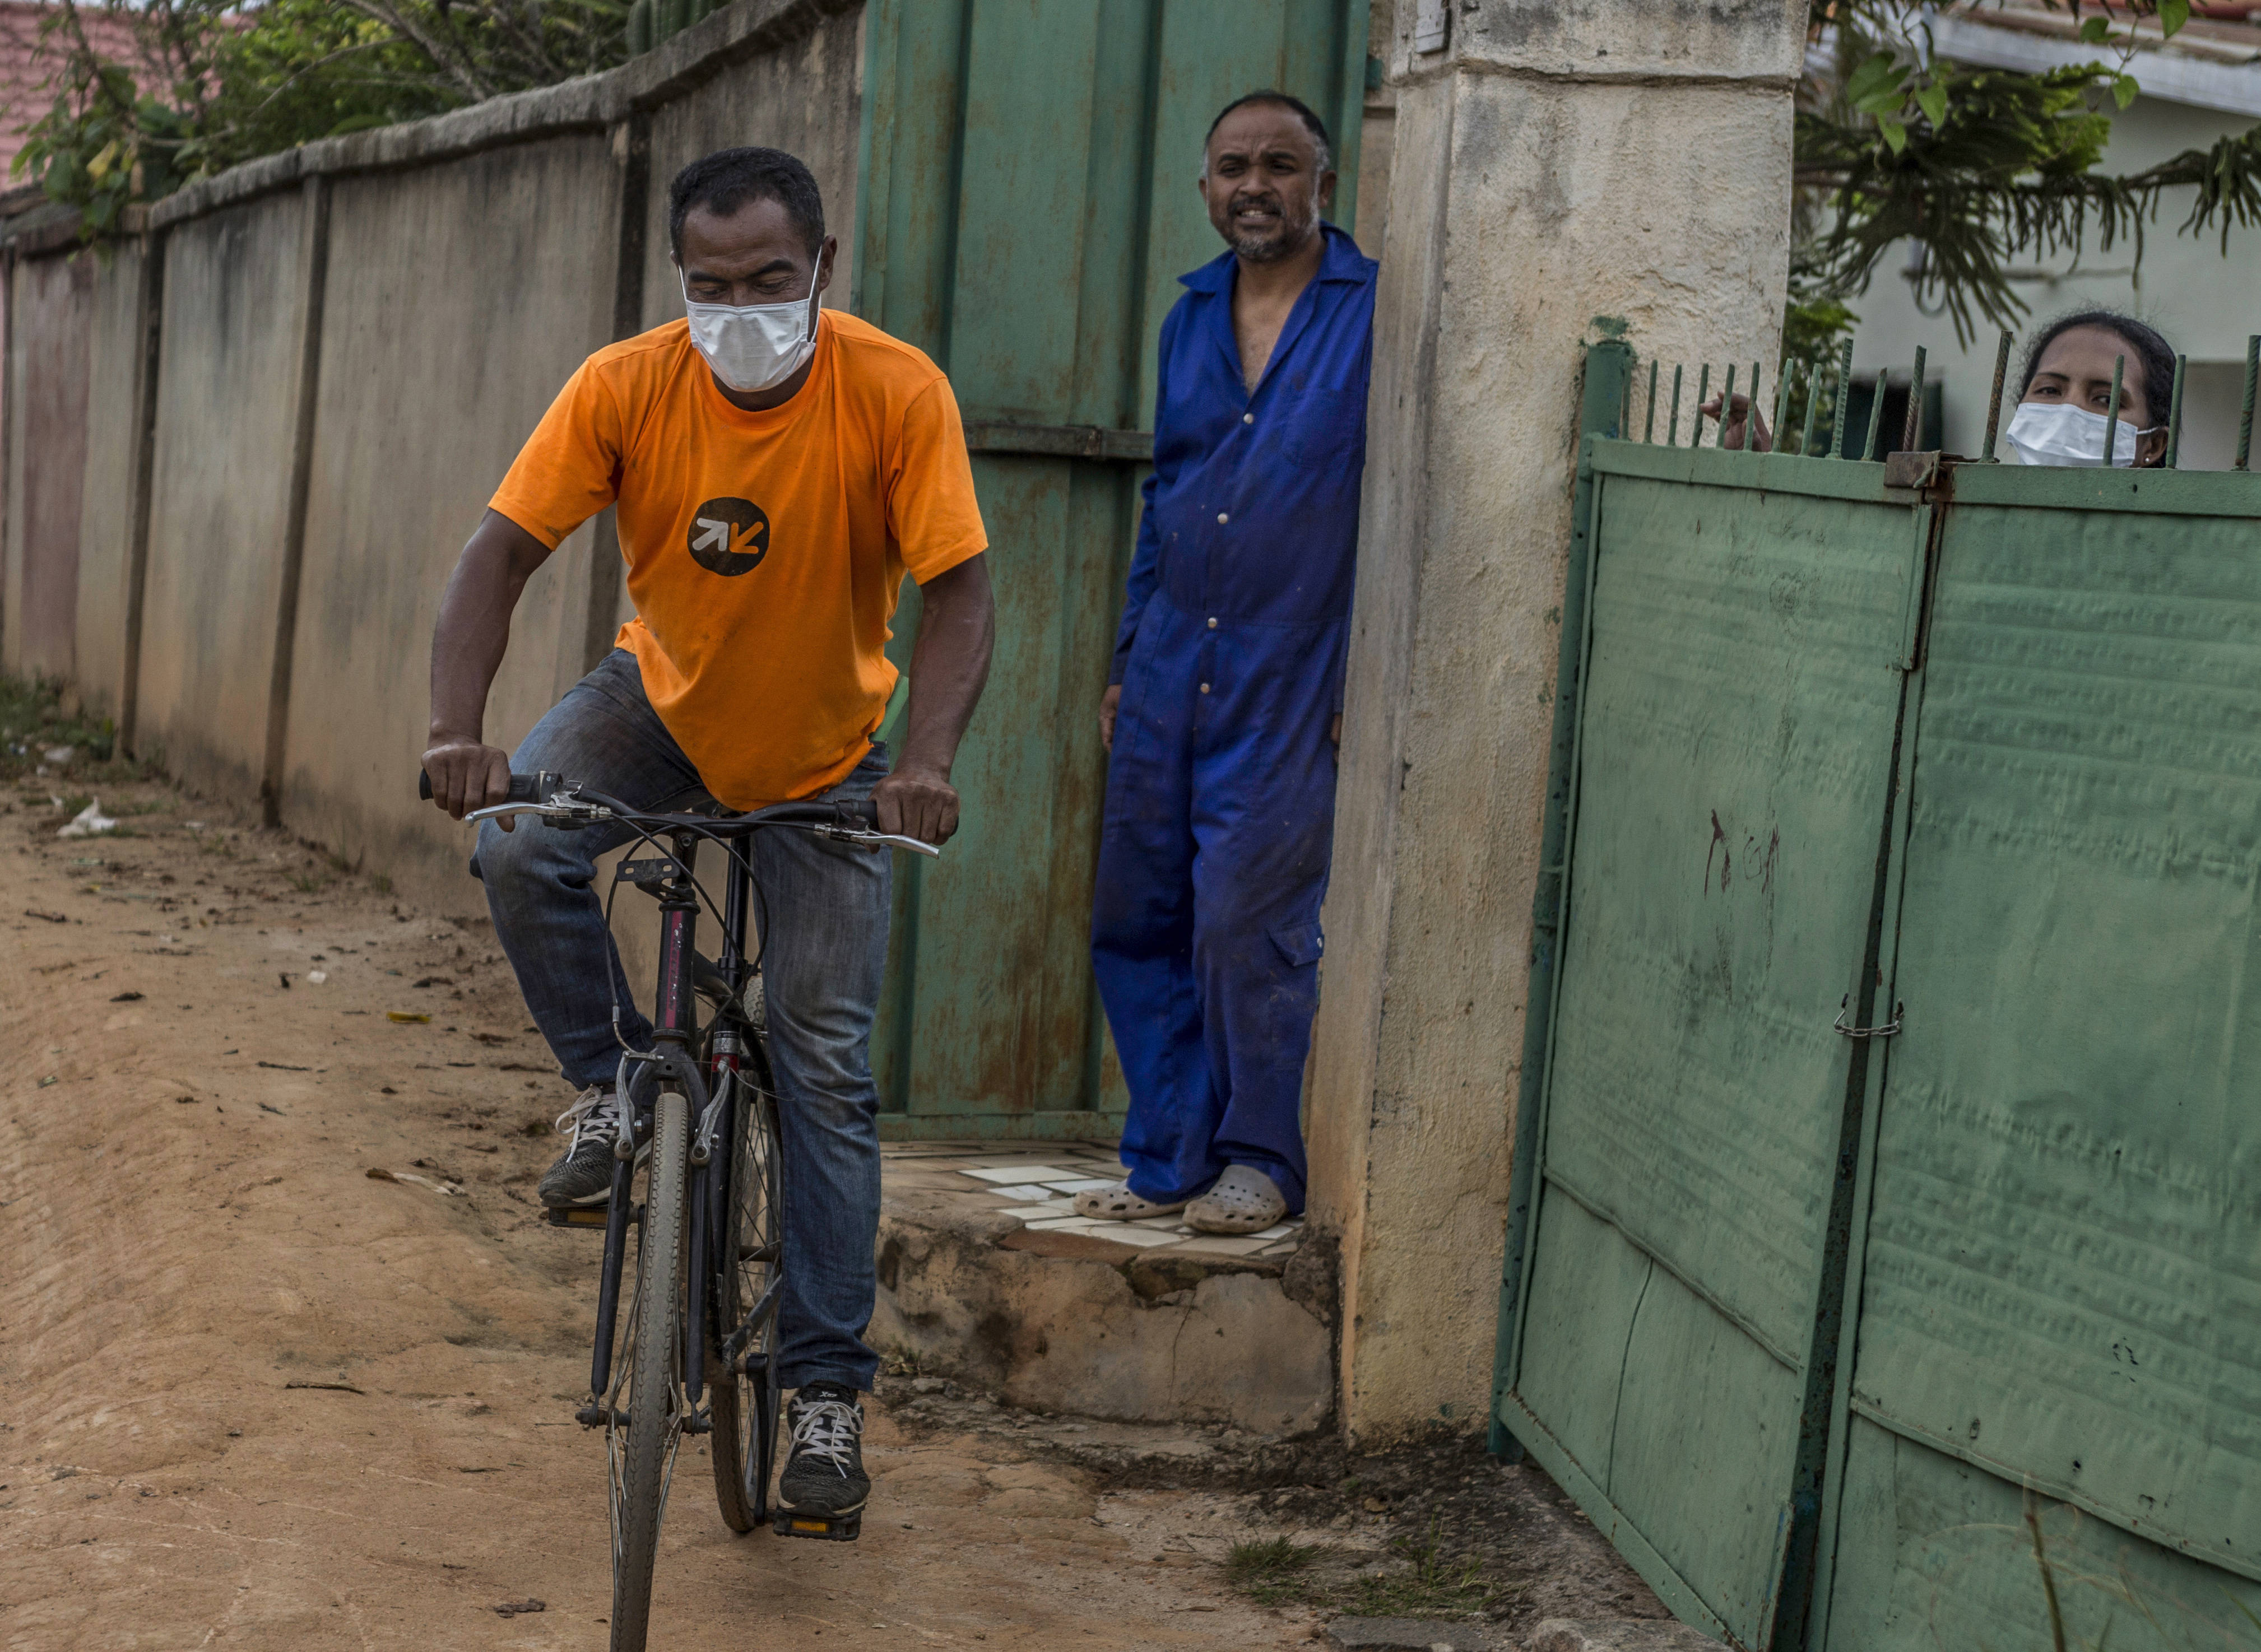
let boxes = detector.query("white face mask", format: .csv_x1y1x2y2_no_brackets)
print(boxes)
2004,400,2159,469
680,261,821,394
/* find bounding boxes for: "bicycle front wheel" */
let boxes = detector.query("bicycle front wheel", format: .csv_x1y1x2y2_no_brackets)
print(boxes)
709,1040,783,1533
609,1087,689,1652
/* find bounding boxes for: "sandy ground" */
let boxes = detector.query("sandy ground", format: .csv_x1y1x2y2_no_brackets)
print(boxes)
0,779,1317,1651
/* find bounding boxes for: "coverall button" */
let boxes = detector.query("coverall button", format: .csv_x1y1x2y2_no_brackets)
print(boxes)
1242,413,1254,424
1199,683,1211,694
1207,616,1218,629
1217,512,1229,524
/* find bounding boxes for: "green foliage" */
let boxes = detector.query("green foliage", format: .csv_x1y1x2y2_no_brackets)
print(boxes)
11,0,632,236
1801,2,2261,342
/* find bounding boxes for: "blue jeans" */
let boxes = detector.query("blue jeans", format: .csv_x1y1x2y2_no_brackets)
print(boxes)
475,649,890,1391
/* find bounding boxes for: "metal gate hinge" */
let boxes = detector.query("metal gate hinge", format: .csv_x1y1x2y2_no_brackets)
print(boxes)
1834,996,1902,1039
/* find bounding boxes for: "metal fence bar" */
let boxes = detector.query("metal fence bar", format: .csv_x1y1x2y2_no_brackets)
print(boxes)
1719,364,1736,448
1668,364,1685,448
2102,353,2125,468
1860,367,1887,460
2167,353,2188,470
1772,359,1794,454
1799,358,1823,455
1832,341,1854,459
1695,364,1711,446
2238,335,2257,471
1981,328,2012,463
1751,360,1762,451
1901,345,1927,454
1645,360,1659,443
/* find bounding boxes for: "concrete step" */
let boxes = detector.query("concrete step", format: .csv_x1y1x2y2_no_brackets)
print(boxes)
871,1143,1335,1439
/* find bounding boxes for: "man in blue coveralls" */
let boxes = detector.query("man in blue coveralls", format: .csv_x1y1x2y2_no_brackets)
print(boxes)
1075,91,1377,1237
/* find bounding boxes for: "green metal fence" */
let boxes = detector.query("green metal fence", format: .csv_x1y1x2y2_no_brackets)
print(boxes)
1495,338,2261,1651
851,0,1371,1139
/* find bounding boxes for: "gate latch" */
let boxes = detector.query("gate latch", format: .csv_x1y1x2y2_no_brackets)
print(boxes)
1835,995,1903,1039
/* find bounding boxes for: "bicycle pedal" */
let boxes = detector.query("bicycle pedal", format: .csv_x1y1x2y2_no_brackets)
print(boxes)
546,1206,609,1229
773,1510,861,1542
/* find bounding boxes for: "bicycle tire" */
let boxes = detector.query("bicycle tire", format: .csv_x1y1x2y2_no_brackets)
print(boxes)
610,1088,689,1652
709,1035,783,1533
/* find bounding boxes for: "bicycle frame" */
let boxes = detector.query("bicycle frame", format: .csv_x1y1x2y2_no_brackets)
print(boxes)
584,824,772,1426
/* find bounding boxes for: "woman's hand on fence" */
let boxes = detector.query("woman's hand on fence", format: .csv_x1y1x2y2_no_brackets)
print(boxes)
1698,390,1773,453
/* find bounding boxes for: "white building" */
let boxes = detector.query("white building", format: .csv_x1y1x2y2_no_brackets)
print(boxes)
1850,1,2261,469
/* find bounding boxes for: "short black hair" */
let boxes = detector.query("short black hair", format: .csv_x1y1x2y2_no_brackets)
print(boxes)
668,147,825,260
2018,308,2177,425
1204,90,1332,173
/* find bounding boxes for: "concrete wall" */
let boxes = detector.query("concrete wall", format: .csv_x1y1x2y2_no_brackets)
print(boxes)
72,238,148,722
1309,0,1804,1446
133,189,317,805
280,139,620,914
3,249,93,684
0,0,862,853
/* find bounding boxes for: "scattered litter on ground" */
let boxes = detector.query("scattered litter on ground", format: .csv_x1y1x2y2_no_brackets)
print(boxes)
57,800,117,838
387,1010,432,1023
24,909,67,924
365,1167,462,1195
109,990,143,1002
491,1599,546,1618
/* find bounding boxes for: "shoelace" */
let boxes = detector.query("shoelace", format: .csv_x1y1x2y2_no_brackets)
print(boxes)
553,1085,622,1152
790,1398,862,1474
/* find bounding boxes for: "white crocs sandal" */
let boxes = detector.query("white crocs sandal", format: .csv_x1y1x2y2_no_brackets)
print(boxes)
1184,1166,1288,1235
1071,1181,1188,1221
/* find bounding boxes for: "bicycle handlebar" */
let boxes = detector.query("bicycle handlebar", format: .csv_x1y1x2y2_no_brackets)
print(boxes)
419,769,544,805
415,770,917,853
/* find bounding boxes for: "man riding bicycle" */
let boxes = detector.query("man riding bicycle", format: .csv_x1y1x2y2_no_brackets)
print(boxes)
421,146,995,1530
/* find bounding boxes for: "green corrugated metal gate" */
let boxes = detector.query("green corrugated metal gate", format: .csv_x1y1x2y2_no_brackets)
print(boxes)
849,0,1369,1139
1497,345,2261,1652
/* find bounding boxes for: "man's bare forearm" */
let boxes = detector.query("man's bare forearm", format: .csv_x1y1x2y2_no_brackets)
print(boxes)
900,555,995,777
424,509,554,819
873,553,994,843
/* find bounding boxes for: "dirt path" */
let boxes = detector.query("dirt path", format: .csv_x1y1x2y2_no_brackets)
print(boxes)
0,777,1311,1651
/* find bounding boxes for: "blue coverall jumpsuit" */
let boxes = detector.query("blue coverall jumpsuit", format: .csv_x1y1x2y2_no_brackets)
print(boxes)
1092,223,1378,1216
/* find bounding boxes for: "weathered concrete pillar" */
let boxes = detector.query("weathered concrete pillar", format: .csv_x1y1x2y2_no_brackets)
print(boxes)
1309,0,1804,1446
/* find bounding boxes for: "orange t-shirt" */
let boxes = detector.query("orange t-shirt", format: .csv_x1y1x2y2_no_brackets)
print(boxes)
489,310,988,808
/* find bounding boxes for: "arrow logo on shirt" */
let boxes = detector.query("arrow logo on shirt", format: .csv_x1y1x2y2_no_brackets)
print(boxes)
685,497,770,576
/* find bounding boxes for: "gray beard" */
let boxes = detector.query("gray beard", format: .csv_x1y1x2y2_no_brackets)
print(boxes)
1227,206,1317,264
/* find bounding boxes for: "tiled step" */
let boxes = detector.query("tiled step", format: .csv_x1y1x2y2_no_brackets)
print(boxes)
871,1143,1333,1439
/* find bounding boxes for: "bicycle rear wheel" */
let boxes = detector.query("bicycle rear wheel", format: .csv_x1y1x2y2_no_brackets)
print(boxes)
709,1038,783,1533
608,1088,689,1652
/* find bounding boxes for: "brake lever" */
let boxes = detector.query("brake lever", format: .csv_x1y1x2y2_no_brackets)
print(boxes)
465,799,609,827
815,824,942,859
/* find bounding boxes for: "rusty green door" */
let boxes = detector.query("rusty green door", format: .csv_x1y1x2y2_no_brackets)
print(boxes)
850,0,1371,1140
1494,414,1929,1647
1499,357,2261,1651
1810,463,2261,1652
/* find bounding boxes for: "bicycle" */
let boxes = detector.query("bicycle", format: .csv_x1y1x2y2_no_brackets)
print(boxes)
417,767,937,1652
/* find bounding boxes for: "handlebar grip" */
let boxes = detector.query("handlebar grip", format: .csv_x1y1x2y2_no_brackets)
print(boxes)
840,798,879,826
417,770,544,803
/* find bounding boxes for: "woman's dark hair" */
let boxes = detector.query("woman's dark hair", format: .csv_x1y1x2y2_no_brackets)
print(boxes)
2018,308,2176,425
668,147,825,259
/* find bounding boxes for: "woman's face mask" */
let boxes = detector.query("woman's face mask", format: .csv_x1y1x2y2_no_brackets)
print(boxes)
681,262,821,394
2004,399,2160,468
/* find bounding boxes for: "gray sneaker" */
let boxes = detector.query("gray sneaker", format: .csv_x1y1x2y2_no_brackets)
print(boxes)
536,1084,637,1208
776,1383,869,1518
